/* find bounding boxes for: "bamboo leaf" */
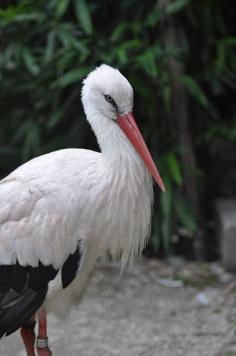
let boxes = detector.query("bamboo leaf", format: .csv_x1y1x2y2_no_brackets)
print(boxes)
44,30,56,63
181,75,208,108
47,110,63,129
137,50,159,77
110,23,127,42
146,5,162,27
166,153,182,186
216,36,236,72
21,48,40,76
55,67,89,87
73,0,93,35
166,0,191,15
56,0,71,18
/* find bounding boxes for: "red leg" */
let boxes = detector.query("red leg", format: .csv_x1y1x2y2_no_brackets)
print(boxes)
20,319,36,356
36,307,52,356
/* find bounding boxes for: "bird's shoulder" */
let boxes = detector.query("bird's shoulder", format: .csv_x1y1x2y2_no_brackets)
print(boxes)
0,148,102,223
6,148,102,179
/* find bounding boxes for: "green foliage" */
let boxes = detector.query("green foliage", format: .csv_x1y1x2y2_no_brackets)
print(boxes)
73,0,93,35
165,153,182,186
0,0,235,255
152,152,197,253
181,76,208,108
165,0,192,15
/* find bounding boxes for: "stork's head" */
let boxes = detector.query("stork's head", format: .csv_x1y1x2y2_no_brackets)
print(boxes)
82,64,133,119
82,64,165,192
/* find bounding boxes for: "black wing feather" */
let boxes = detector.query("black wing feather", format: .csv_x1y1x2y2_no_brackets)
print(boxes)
0,287,47,338
0,242,82,338
61,243,81,289
0,262,58,338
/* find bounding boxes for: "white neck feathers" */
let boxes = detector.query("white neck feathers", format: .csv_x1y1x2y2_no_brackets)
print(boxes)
87,111,154,267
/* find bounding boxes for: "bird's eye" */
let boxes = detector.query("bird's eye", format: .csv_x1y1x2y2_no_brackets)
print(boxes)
104,94,119,113
105,95,113,103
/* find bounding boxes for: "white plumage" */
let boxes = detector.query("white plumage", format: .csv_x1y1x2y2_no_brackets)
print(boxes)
0,64,164,354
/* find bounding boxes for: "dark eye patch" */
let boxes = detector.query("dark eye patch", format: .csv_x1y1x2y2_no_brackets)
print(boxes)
104,94,119,112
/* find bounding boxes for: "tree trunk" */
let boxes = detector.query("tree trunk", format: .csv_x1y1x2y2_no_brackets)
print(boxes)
159,0,205,259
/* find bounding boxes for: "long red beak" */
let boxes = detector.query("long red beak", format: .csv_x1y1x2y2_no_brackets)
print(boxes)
116,112,165,192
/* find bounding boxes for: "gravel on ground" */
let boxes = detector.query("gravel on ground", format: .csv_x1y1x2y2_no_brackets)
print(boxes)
1,259,236,356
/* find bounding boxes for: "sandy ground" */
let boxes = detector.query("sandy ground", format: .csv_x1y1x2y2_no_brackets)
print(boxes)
0,259,236,356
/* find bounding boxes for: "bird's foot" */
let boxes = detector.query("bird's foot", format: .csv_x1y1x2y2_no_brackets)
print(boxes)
36,337,52,356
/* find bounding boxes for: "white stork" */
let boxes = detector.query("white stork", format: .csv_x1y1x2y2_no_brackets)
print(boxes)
0,64,165,355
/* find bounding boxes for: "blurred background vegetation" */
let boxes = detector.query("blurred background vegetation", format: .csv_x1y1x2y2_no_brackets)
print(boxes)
0,0,235,260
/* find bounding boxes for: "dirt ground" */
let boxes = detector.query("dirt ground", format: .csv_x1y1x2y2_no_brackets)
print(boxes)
1,258,236,356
